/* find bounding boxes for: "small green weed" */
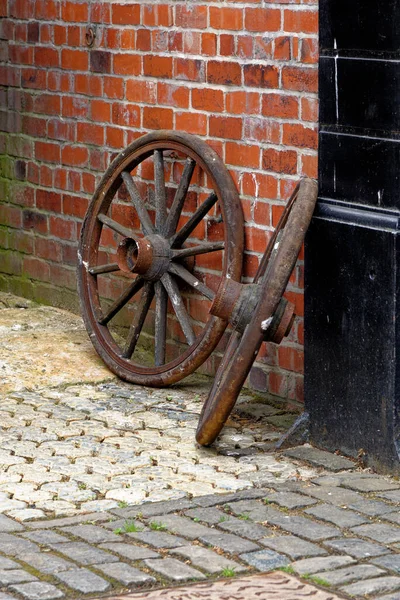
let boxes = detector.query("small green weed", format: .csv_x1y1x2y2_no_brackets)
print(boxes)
114,520,142,534
117,501,128,508
221,568,236,577
276,565,295,574
303,574,329,587
193,517,200,523
150,521,167,531
237,513,250,520
219,515,229,523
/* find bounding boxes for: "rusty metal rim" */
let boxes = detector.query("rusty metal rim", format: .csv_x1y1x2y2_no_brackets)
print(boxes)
196,178,318,445
77,131,244,386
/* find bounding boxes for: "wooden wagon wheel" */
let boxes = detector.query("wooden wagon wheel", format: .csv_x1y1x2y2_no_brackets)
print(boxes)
77,131,244,386
196,178,318,445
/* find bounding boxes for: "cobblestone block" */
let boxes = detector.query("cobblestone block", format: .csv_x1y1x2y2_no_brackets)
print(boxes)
291,556,356,575
304,504,368,528
260,535,328,559
301,486,362,505
8,509,46,522
0,514,24,532
185,507,227,525
218,516,274,540
0,593,17,600
0,534,39,557
341,477,400,493
265,492,317,509
93,562,156,586
127,531,185,549
350,523,400,544
265,514,340,541
49,542,119,565
372,554,400,573
240,549,289,571
314,564,385,585
100,543,160,561
9,583,64,600
382,512,400,526
0,557,19,569
171,545,247,574
60,524,121,543
55,569,111,593
194,489,267,508
111,499,195,519
144,558,206,581
340,576,400,597
103,518,144,532
21,531,69,544
27,512,113,529
20,553,76,575
198,532,260,554
226,500,280,523
283,447,356,471
347,498,397,517
324,538,389,558
378,490,400,503
0,570,38,585
148,514,211,539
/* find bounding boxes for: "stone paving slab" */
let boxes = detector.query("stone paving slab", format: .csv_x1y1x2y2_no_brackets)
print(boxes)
1,296,400,600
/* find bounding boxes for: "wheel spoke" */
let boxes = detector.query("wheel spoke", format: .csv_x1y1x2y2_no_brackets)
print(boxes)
122,282,154,359
163,157,196,237
161,273,196,345
154,281,167,366
97,214,133,238
171,242,224,260
121,171,155,236
170,191,218,248
154,150,167,232
99,276,144,325
89,263,119,275
169,263,215,301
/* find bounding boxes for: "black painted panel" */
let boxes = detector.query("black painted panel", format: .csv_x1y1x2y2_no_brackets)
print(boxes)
320,57,400,133
319,132,400,210
304,216,399,470
320,0,400,57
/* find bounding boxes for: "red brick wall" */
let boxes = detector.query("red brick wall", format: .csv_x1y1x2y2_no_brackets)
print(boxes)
0,0,317,403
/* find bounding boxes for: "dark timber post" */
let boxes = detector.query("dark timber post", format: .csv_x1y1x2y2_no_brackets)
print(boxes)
304,0,400,473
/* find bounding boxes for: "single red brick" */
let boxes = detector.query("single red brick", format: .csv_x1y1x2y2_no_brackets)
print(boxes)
90,50,111,74
237,35,254,59
34,46,59,68
244,64,278,88
282,66,318,92
106,126,124,148
90,2,111,23
284,10,318,33
103,76,124,99
245,8,280,32
226,90,260,115
62,1,88,22
301,153,318,178
48,71,72,93
9,44,34,65
210,115,242,140
61,145,89,167
47,119,75,142
9,0,34,19
220,34,235,56
63,194,89,218
269,372,288,397
136,28,151,51
142,4,156,26
61,48,88,71
244,117,280,144
127,79,157,104
278,345,304,373
226,142,260,168
210,7,243,30
112,3,140,24
301,96,318,122
262,93,298,119
0,204,22,228
283,123,318,149
39,165,52,188
112,103,140,127
192,88,224,112
121,30,135,49
143,55,173,78
158,4,173,26
35,141,60,163
207,60,241,86
105,28,120,49
143,106,173,130
183,30,201,54
50,215,76,241
91,99,111,123
36,189,61,212
176,112,207,136
35,237,62,262
75,73,102,96
8,230,34,255
157,83,189,109
262,148,298,174
175,58,205,82
77,122,104,146
23,209,48,234
254,36,273,60
201,33,217,56
62,96,89,119
23,256,50,282
152,30,169,53
301,37,318,64
274,36,291,60
113,53,141,75
175,5,207,29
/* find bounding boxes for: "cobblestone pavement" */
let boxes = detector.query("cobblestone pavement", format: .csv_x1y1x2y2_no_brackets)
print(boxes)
0,293,399,600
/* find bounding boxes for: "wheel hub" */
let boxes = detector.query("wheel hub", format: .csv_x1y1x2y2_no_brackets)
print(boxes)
116,234,171,281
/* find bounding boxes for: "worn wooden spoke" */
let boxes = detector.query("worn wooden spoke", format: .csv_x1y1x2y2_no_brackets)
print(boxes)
163,157,196,237
121,171,155,236
161,273,196,345
122,282,155,359
89,263,120,275
170,192,218,248
169,263,215,301
97,214,133,239
99,276,144,325
171,242,224,260
154,150,167,233
154,281,168,366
